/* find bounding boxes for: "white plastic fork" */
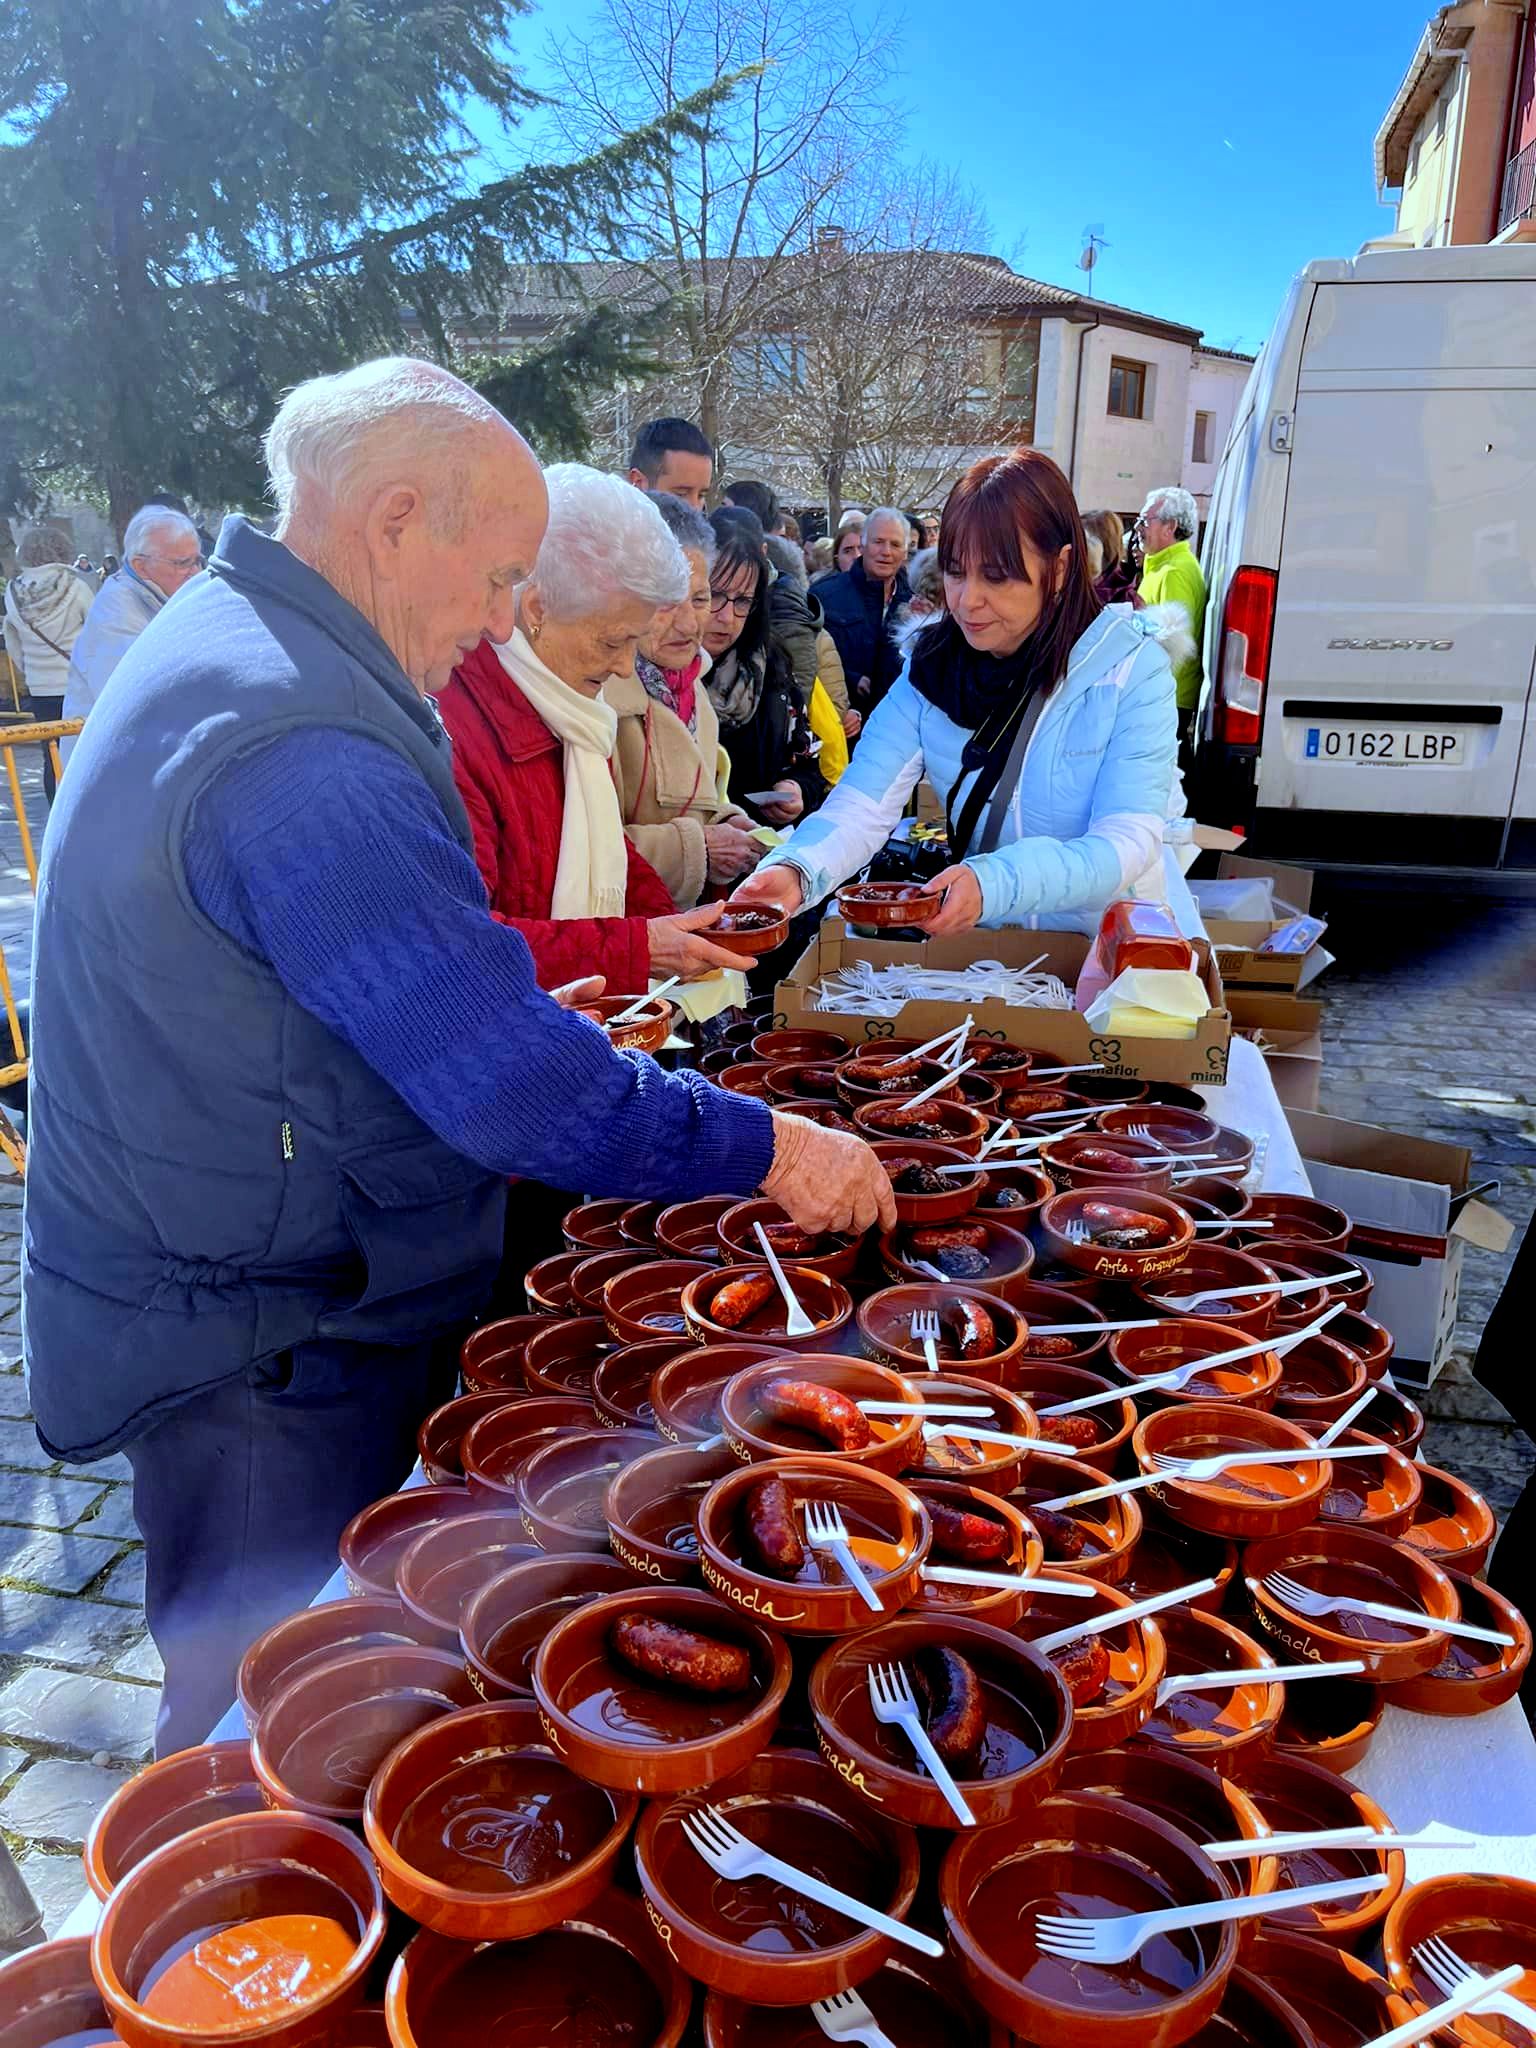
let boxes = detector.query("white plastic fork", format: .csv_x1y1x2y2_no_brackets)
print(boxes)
679,1804,943,1957
609,974,682,1024
1415,1935,1536,2028
1032,1873,1391,1966
923,1564,1097,1596
1202,1821,1475,1863
922,1421,1080,1456
899,1058,977,1110
859,1399,992,1417
1155,1659,1365,1707
1165,1268,1362,1311
1031,1577,1220,1653
1316,1385,1377,1448
867,1661,975,1825
1036,1304,1347,1417
1039,1442,1388,1514
1194,1218,1274,1229
811,1987,897,2048
1259,1570,1516,1648
1029,1061,1106,1078
881,1019,970,1068
1356,1965,1525,2048
753,1220,816,1337
909,1306,941,1372
803,1498,883,1613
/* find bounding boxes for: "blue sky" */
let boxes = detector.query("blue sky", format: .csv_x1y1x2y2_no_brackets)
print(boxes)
504,0,1426,355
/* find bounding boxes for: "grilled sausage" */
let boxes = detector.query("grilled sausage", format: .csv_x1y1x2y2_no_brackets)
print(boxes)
1040,1415,1100,1449
610,1615,753,1694
758,1378,872,1450
941,1296,997,1361
1023,1335,1080,1357
1071,1145,1149,1177
742,1473,805,1577
911,1645,987,1765
1004,1088,1072,1116
1081,1199,1172,1249
1032,1507,1088,1561
711,1270,779,1328
760,1221,823,1256
1050,1633,1111,1706
927,1498,1009,1563
911,1223,990,1255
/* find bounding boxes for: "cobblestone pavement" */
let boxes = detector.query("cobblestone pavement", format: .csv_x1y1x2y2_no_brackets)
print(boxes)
0,752,1531,1935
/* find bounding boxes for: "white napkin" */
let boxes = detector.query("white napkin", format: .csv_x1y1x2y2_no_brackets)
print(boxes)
1082,966,1211,1041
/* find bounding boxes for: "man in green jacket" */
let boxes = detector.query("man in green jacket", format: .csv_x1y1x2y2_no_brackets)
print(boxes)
1135,485,1207,727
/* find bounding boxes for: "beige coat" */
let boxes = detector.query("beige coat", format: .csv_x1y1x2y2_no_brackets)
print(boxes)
605,661,752,908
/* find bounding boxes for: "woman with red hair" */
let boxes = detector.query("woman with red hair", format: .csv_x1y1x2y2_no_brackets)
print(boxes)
730,448,1180,935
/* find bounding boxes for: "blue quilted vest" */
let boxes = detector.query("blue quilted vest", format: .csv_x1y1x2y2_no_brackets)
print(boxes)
22,517,505,1460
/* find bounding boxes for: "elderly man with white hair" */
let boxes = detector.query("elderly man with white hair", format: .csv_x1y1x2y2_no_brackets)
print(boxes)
60,504,203,759
23,356,893,1752
1135,485,1207,728
818,505,913,714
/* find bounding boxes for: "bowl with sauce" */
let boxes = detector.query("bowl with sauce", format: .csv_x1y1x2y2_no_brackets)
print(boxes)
395,1511,539,1641
904,1481,1041,1626
751,1028,850,1063
523,1250,587,1316
1245,1928,1396,2048
517,1427,659,1555
654,1198,738,1263
714,906,790,956
1267,1247,1373,1318
899,1372,1039,1495
338,1485,483,1600
568,1251,660,1320
877,1216,1034,1295
681,1263,855,1353
837,1052,963,1111
85,1743,267,1903
1057,1746,1273,1911
1098,1104,1221,1156
700,1951,1005,2048
1239,1192,1352,1253
718,1356,923,1477
867,1138,984,1225
1038,1131,1176,1196
570,994,676,1055
458,1555,641,1702
1272,1672,1383,1774
854,1097,990,1155
237,1595,444,1733
591,1337,681,1430
810,1612,1073,1830
716,1060,779,1099
0,1935,118,2047
459,1313,547,1393
1110,1319,1283,1413
92,1810,387,2048
649,1342,793,1446
1243,1524,1458,1682
857,1283,1026,1383
634,1747,921,2004
1326,1308,1394,1381
1004,1279,1110,1364
973,1160,1053,1225
763,1060,844,1104
1010,1449,1143,1585
417,1391,520,1486
1117,1514,1237,1616
1131,1403,1327,1543
533,1585,793,1796
939,1790,1237,2047
956,1036,1040,1089
1178,1969,1316,2047
605,1439,740,1585
1270,1332,1369,1428
1038,1187,1196,1282
604,1259,714,1345
715,1199,864,1282
460,1395,598,1510
1310,1427,1422,1539
1399,1461,1498,1575
1383,1872,1536,2048
364,1698,637,1941
1011,1581,1168,1753
835,879,941,929
1009,1359,1138,1469
562,1199,637,1254
1237,1750,1404,1943
521,1314,612,1398
1348,1381,1425,1458
1386,1569,1530,1716
1136,1247,1283,1337
1129,1604,1284,1778
696,1456,931,1636
386,1886,690,2048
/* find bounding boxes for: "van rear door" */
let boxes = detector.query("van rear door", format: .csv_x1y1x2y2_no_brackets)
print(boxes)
1254,275,1536,869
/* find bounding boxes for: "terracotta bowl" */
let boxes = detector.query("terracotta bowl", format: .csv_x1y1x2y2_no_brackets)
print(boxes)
1237,1750,1405,1943
522,1313,612,1397
459,1554,641,1701
395,1510,538,1641
1386,1568,1531,1716
717,1059,778,1098
715,905,790,956
1241,1192,1352,1252
1268,1247,1374,1317
699,1046,740,1075
461,1393,597,1509
1400,1460,1498,1574
878,1216,1034,1295
1137,1247,1283,1335
835,878,941,928
974,1160,1053,1224
385,1887,690,2048
1244,1928,1396,2048
854,1097,989,1155
1038,1188,1196,1281
1172,1173,1252,1222
905,1482,1042,1626
810,1613,1073,1830
603,1438,739,1585
1184,1969,1316,2046
1131,1402,1327,1543
681,1263,855,1352
697,1455,931,1636
1145,1081,1212,1111
1202,1124,1258,1176
1349,1381,1426,1457
1005,1279,1110,1364
1072,1074,1152,1107
84,1741,266,1902
715,1198,863,1280
338,1485,482,1600
417,1390,518,1485
517,1426,659,1554
1099,1103,1221,1155
1010,1448,1142,1584
837,1053,962,1110
767,1097,863,1133
0,1937,117,2048
1012,1581,1168,1753
719,1355,923,1476
604,1258,713,1344
573,994,675,1054
1174,1193,1245,1245
1271,1332,1370,1427
569,1250,658,1319
1310,1428,1423,1539
899,1372,1039,1494
592,1337,682,1430
997,1085,1090,1126
868,1137,984,1224
562,1198,636,1253
619,1199,666,1248
364,1698,637,1942
1118,1513,1238,1614
960,1036,1040,1089
237,1594,444,1732
252,1644,477,1822
939,1791,1237,2048
649,1341,792,1445
533,1585,793,1795
764,1060,847,1105
524,1250,587,1316
701,1952,1004,2048
1111,1317,1283,1411
1328,1308,1395,1382
1243,1525,1459,1682
1129,1604,1284,1778
635,1747,921,2005
1383,1872,1536,2048
857,1282,1026,1382
1009,1360,1137,1468
460,1312,548,1392
1273,1674,1384,1773
92,1810,387,2048
751,1027,850,1063
654,1197,737,1262
950,1070,1003,1113
1058,1745,1274,1905
1038,1130,1174,1195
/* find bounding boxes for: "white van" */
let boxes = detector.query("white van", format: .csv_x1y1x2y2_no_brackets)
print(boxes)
1193,244,1536,874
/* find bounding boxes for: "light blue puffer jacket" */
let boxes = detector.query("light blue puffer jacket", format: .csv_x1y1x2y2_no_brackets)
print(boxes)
759,605,1181,934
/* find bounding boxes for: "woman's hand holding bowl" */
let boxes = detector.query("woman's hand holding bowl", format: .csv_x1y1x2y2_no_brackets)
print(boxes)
647,904,749,979
918,862,984,935
727,865,805,917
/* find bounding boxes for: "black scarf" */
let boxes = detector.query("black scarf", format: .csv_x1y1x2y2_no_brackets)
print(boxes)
908,615,1050,859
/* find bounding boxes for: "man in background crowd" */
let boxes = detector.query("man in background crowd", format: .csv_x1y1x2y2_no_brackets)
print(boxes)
1135,484,1207,735
626,417,714,509
816,505,912,714
724,479,857,738
62,505,202,758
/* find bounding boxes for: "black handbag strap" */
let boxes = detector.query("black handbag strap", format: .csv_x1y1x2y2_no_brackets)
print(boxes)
974,685,1050,855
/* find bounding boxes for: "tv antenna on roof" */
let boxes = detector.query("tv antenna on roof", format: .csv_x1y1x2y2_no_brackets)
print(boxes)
1079,225,1108,298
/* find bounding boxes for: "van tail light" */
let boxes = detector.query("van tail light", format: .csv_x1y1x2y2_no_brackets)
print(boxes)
1215,566,1277,751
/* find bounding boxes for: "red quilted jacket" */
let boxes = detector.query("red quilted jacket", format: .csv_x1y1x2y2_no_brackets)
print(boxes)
438,642,675,993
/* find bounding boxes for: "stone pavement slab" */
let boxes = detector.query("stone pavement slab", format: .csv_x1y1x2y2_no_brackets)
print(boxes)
0,1666,158,1762
0,1758,131,1844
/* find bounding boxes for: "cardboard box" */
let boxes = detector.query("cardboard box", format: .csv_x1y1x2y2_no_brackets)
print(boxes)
774,922,1233,1088
1285,1107,1511,1385
1200,854,1332,992
1227,991,1324,1112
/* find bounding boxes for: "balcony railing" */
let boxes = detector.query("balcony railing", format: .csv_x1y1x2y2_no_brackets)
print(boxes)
1499,137,1536,234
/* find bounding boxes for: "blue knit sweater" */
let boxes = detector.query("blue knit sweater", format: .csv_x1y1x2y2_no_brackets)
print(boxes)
183,727,775,1198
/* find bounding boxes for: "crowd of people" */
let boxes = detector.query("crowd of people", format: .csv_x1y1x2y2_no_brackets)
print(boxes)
10,358,1212,1749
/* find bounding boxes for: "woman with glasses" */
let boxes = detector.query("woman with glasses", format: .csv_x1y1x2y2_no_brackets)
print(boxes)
605,493,763,909
703,507,820,830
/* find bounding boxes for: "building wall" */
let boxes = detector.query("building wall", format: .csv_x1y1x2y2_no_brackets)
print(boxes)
1183,353,1253,515
1054,320,1195,519
1395,65,1469,247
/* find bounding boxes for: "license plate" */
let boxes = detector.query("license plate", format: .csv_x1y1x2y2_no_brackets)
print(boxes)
1302,724,1468,766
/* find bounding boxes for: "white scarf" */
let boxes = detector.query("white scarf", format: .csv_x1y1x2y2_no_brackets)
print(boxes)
494,627,628,920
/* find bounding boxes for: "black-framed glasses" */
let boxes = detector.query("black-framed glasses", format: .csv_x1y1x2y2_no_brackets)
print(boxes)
709,590,753,618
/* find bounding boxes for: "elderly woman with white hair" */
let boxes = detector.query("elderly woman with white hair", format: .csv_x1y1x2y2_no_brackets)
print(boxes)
438,463,744,991
1134,485,1207,725
3,528,93,775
